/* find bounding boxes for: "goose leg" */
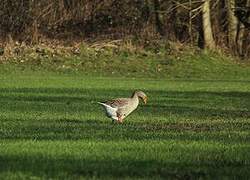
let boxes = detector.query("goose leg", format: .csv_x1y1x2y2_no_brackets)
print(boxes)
119,118,123,123
117,113,123,123
118,118,123,123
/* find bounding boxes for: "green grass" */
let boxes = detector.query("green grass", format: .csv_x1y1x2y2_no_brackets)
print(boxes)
0,73,250,179
2,42,250,79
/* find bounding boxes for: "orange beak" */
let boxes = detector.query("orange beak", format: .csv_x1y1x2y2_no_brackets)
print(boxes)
143,96,147,104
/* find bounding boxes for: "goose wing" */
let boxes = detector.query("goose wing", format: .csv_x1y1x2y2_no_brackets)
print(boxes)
104,98,129,109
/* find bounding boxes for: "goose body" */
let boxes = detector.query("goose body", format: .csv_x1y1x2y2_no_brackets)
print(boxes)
98,91,147,123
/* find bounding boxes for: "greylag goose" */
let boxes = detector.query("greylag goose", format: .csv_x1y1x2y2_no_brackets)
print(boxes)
98,91,147,123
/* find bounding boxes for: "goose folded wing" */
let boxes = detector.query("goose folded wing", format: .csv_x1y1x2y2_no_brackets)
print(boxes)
104,98,129,108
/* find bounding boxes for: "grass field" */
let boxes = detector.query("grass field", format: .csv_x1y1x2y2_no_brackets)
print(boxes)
0,73,250,179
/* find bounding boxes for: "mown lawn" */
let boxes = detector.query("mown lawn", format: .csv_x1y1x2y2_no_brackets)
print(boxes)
0,73,250,179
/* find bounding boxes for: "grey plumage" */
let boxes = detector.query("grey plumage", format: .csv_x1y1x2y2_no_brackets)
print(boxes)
98,91,147,123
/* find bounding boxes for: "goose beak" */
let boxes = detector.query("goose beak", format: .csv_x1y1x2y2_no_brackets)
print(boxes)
143,96,147,104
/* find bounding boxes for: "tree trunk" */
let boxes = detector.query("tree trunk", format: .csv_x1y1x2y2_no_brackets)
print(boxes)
236,0,250,57
189,0,193,44
237,21,245,57
202,0,216,49
226,0,238,54
153,0,165,36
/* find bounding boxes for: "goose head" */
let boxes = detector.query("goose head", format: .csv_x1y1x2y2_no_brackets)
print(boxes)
132,91,147,104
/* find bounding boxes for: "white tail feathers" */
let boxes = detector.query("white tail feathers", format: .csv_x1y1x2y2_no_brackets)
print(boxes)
97,102,118,120
97,102,108,107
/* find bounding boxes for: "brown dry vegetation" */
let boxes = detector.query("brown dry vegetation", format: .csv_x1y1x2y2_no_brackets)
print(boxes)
0,0,249,60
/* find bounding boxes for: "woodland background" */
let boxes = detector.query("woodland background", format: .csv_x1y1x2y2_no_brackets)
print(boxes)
0,0,249,59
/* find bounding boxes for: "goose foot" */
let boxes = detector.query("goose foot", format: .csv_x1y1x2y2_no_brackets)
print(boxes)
117,113,123,123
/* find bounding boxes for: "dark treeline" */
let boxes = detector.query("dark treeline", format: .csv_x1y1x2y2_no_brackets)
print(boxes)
0,0,249,58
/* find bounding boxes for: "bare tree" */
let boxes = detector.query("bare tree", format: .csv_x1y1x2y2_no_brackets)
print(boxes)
153,0,165,36
202,0,216,49
236,0,250,57
226,0,238,53
234,5,250,28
